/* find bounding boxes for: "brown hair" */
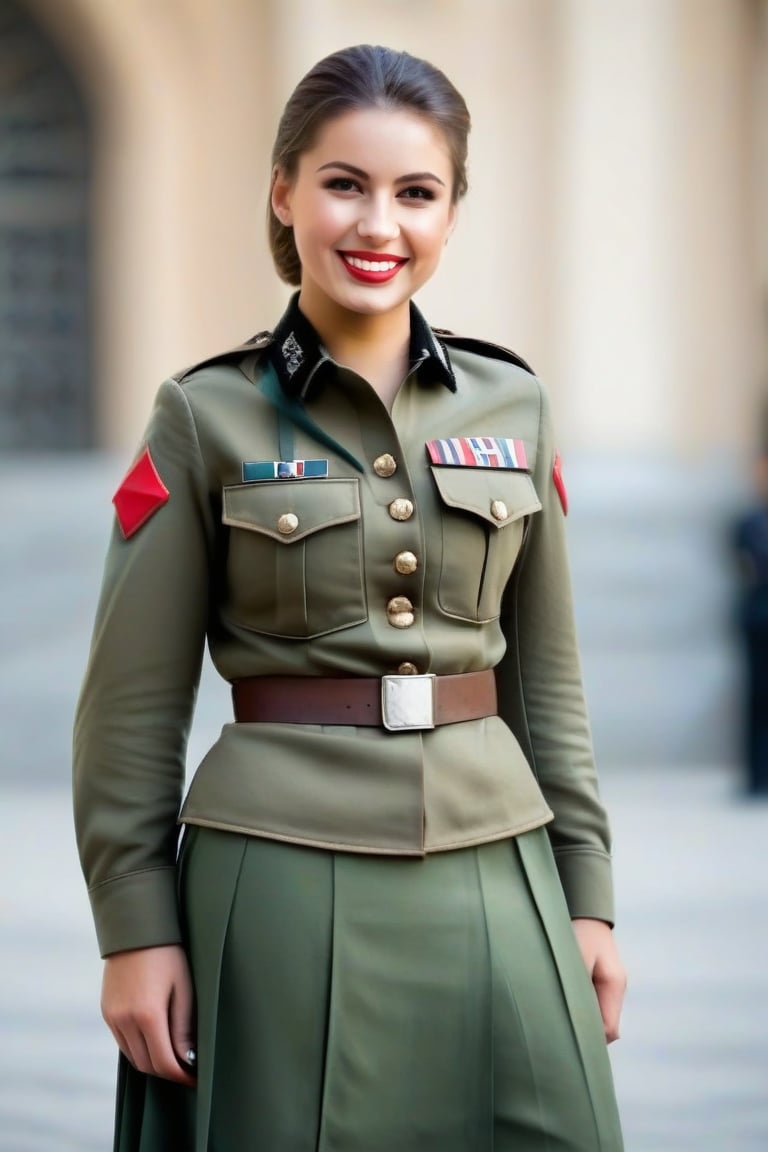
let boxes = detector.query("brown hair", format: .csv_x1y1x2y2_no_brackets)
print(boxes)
268,44,471,286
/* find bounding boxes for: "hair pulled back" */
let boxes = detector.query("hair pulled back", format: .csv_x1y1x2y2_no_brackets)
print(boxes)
268,44,471,286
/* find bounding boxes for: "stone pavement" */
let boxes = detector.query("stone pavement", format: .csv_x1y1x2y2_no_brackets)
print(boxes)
1,456,767,1150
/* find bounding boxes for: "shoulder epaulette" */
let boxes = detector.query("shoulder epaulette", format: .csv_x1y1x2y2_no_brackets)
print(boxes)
432,328,534,377
172,330,273,383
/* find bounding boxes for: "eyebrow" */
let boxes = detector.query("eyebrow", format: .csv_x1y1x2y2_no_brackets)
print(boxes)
316,161,446,187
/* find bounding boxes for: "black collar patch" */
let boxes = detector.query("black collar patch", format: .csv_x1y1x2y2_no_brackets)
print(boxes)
269,293,456,399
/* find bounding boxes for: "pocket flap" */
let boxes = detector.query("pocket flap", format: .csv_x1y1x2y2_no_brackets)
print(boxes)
223,478,361,543
430,467,541,527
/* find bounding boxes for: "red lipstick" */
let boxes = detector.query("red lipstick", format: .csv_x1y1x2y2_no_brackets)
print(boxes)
338,250,407,284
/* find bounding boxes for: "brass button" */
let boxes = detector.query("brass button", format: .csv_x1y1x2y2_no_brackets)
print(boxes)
373,453,397,478
397,661,419,675
393,550,418,575
490,500,509,522
387,595,413,614
386,595,414,628
277,512,299,535
388,497,414,522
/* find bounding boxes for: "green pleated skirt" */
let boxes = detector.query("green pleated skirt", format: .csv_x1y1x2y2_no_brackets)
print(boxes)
114,828,623,1152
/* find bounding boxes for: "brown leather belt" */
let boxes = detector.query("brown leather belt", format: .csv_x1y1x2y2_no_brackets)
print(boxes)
232,670,497,731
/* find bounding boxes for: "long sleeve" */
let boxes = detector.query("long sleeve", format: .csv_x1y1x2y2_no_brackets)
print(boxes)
73,380,214,956
75,325,617,950
496,379,614,923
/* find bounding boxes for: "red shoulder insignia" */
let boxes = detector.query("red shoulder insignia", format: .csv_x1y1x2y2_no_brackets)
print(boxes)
112,448,170,538
552,452,568,515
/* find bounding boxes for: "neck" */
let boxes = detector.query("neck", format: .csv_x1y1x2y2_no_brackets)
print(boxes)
298,291,411,408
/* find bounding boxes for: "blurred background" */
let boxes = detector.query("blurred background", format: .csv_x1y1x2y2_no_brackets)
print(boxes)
1,0,767,1149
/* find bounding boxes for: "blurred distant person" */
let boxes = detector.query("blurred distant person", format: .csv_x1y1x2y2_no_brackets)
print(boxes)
733,449,768,796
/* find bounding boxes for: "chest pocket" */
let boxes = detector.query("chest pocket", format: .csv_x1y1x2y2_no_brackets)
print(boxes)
430,467,542,623
222,478,366,638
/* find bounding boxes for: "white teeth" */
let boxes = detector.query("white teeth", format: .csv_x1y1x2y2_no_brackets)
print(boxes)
344,256,400,272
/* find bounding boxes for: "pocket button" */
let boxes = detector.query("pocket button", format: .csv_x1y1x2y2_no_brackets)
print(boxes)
277,512,299,535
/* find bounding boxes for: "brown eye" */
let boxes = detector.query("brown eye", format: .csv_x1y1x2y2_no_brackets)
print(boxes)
325,177,360,193
398,186,435,201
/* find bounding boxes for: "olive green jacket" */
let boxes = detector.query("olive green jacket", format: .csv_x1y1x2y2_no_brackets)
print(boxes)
73,298,614,958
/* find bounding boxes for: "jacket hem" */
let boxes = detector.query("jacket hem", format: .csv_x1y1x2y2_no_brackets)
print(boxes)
177,810,555,855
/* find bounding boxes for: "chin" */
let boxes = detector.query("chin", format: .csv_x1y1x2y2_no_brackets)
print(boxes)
345,296,401,316
338,285,412,317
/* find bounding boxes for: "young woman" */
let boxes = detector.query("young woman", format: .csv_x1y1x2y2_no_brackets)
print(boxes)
74,44,626,1152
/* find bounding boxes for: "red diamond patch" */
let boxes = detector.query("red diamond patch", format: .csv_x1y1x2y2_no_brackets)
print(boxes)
552,452,568,516
113,447,170,539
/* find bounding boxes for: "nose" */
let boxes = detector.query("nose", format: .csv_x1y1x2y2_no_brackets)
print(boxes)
357,195,399,243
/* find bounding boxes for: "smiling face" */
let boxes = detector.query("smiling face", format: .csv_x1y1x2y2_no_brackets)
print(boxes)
271,106,457,330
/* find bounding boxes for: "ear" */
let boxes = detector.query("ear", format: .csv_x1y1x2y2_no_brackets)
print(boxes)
271,166,294,227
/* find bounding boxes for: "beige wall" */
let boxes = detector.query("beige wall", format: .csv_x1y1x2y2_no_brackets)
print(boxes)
549,0,763,454
23,0,768,456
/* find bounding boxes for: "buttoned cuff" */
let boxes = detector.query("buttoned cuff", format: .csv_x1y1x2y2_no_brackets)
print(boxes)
553,847,615,926
88,866,182,957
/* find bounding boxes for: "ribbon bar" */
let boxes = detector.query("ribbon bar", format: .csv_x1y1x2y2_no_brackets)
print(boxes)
426,436,528,470
242,459,329,482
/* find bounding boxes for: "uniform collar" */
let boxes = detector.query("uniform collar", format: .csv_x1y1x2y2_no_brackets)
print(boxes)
269,292,456,400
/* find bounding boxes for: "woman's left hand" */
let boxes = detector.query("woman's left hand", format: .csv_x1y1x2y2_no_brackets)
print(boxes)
571,918,627,1044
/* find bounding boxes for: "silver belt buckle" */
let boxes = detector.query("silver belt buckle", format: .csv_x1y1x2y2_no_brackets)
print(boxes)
381,674,436,732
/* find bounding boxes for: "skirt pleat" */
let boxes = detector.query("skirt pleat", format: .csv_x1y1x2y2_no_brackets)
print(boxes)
112,827,623,1152
478,834,624,1151
182,828,249,1150
316,846,494,1152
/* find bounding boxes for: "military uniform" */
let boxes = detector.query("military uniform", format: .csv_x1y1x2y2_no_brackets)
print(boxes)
74,294,623,1151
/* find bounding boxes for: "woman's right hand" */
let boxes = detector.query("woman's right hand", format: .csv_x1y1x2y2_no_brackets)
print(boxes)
101,944,197,1086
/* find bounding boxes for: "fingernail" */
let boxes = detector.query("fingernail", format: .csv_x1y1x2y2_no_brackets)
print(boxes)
184,1048,197,1066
